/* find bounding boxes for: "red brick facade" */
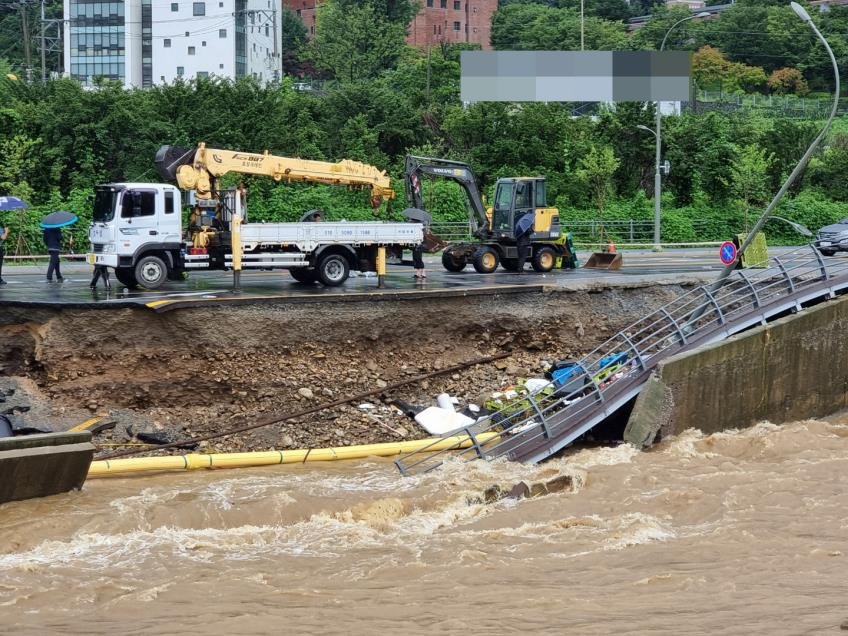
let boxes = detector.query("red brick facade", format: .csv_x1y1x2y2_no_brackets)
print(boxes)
283,0,496,50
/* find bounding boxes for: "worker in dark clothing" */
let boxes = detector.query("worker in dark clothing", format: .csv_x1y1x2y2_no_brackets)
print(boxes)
43,226,70,282
515,217,533,274
89,265,111,291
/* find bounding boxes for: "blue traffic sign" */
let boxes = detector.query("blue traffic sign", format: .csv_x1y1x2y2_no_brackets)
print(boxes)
719,241,737,265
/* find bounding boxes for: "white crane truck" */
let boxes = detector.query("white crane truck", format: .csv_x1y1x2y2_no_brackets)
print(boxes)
86,144,422,289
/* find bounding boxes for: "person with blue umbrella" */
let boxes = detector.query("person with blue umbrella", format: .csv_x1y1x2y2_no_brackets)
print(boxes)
40,211,77,283
515,211,535,274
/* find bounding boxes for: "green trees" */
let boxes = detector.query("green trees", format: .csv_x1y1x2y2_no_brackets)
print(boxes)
304,0,410,81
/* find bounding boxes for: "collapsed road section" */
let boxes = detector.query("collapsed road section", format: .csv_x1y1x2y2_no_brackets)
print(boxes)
0,281,687,458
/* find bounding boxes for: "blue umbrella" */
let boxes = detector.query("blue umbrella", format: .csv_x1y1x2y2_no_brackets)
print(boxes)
515,212,535,236
39,211,78,229
0,196,27,211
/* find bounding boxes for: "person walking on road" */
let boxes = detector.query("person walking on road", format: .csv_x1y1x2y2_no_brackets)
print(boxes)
0,224,8,285
89,264,111,291
43,226,71,282
412,242,426,279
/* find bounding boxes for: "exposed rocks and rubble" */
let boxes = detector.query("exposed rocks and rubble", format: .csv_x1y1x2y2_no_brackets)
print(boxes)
0,285,687,455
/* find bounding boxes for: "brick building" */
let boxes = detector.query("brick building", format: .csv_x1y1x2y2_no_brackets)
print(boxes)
283,0,496,50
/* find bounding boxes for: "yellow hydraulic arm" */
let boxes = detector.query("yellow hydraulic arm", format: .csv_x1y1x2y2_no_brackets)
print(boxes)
154,143,395,207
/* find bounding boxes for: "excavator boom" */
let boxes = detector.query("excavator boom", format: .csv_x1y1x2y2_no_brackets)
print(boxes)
404,155,490,238
155,143,395,207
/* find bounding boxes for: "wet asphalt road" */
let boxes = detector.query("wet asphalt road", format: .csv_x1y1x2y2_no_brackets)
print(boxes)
0,248,788,312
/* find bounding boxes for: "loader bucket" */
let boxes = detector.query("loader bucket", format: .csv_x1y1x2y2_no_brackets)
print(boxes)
584,251,623,270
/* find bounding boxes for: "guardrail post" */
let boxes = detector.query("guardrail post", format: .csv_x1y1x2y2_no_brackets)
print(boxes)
526,393,551,439
738,271,762,309
774,256,795,293
812,244,830,281
701,287,725,325
660,307,688,345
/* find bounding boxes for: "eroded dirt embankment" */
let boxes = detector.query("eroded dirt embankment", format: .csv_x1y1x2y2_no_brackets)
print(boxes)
0,285,687,453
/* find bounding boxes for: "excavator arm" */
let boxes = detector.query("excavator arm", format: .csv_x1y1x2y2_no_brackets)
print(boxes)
404,155,490,238
155,143,395,207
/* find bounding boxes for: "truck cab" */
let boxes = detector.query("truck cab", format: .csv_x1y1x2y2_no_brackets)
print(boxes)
87,183,183,289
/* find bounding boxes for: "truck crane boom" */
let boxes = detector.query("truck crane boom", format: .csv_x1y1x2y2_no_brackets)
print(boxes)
155,143,395,207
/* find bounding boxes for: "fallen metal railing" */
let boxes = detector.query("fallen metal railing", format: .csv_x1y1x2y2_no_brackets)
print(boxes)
396,245,848,475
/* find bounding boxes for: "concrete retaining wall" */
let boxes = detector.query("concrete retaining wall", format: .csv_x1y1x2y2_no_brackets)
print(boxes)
0,432,94,504
624,294,848,447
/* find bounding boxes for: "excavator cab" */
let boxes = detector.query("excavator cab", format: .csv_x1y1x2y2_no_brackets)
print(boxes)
491,178,556,240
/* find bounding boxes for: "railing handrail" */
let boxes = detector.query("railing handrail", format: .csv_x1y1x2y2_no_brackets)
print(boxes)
396,243,848,475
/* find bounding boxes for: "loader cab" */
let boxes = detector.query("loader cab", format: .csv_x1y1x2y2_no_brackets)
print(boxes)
491,178,547,238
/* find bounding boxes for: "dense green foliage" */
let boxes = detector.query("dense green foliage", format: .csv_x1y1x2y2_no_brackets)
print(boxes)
1,0,847,253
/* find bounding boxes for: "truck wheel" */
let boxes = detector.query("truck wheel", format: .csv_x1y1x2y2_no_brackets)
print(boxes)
531,246,556,272
442,249,467,272
472,246,500,274
114,267,139,289
290,268,317,284
134,255,168,289
317,253,349,286
820,248,836,257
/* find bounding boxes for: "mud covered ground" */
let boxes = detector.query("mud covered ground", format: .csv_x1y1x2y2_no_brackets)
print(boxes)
0,284,687,455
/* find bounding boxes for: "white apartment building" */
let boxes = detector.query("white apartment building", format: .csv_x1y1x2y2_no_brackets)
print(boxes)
64,0,280,88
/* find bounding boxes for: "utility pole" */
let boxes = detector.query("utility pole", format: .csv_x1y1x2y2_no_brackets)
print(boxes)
40,0,45,81
19,3,32,81
271,6,280,80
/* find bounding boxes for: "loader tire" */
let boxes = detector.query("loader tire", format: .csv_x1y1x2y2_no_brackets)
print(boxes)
441,249,467,272
531,246,556,273
472,247,500,274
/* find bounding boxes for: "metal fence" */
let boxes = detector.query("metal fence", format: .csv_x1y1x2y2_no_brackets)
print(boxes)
395,243,848,475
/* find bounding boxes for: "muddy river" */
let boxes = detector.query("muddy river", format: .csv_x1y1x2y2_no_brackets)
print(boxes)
1,418,847,634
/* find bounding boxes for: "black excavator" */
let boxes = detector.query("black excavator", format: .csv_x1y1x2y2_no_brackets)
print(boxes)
403,155,578,273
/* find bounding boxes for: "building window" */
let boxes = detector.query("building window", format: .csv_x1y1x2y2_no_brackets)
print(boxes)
197,71,209,79
164,38,171,47
433,25,436,34
171,2,178,10
185,31,190,36
440,0,446,7
160,75,165,81
219,1,223,5
177,66,184,76
201,41,206,46
454,0,460,8
426,0,432,5
438,24,441,33
188,46,196,54
219,63,224,68
219,28,227,37
454,21,460,31
193,2,205,15
310,25,314,34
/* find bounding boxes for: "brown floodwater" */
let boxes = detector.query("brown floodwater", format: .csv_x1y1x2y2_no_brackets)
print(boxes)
1,418,847,635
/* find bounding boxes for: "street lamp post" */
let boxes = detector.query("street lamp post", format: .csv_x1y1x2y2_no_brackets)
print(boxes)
646,11,711,252
684,1,838,327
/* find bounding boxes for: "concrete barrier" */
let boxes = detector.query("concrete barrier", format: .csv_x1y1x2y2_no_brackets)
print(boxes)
624,294,848,447
0,431,95,504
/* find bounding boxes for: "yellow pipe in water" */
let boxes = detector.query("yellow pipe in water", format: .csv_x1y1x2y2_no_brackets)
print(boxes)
87,432,500,478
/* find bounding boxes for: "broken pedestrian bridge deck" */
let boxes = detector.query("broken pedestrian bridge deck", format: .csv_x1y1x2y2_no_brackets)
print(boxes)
395,245,848,475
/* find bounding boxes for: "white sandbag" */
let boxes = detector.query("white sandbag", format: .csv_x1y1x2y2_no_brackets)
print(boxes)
414,406,475,436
